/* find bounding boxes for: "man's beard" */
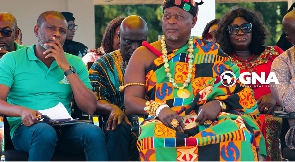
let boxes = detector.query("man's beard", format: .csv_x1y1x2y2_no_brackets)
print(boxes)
38,33,52,50
37,33,63,50
166,35,178,41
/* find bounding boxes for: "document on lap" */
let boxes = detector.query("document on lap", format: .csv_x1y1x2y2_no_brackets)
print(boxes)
39,102,73,121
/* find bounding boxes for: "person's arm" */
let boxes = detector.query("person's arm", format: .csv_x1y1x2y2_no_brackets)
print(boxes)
0,85,40,126
65,69,97,114
0,54,40,126
44,37,96,115
89,56,119,115
270,54,295,112
124,44,186,131
124,47,153,115
89,57,130,130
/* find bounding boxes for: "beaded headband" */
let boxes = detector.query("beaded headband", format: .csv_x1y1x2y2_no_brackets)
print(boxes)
162,0,204,16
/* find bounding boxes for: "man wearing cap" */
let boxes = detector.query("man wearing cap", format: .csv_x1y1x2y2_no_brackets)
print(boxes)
61,12,88,58
123,0,266,160
0,12,25,59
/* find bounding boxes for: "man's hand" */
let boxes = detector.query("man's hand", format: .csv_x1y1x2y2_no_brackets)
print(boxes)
157,107,185,132
43,37,70,70
257,93,277,114
195,100,221,124
20,108,42,127
107,106,131,131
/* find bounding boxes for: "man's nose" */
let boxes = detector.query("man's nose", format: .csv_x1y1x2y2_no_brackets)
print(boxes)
53,30,61,37
168,16,176,24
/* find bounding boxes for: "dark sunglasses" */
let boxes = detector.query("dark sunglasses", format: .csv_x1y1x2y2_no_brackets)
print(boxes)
0,29,15,37
228,23,252,35
68,24,78,30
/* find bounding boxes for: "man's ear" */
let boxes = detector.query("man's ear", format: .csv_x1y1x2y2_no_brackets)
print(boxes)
192,16,197,28
14,28,19,40
286,35,294,45
34,25,39,37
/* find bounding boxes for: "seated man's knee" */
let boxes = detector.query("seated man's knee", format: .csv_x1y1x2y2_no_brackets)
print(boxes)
81,124,105,142
32,123,57,143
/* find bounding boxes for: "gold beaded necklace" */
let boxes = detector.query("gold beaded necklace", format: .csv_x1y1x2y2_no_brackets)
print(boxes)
161,35,194,98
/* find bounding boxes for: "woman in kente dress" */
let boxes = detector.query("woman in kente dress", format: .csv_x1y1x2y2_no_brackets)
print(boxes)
216,6,284,161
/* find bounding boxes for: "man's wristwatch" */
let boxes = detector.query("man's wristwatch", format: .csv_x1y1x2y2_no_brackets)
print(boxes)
64,66,76,76
218,100,227,111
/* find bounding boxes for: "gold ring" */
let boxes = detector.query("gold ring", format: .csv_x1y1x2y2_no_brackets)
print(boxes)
204,120,212,125
170,119,179,128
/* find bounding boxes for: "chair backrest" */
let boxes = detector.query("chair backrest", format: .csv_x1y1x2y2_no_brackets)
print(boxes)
3,116,13,150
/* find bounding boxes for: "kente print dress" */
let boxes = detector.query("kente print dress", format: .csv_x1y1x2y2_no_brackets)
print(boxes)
230,46,283,161
138,36,266,161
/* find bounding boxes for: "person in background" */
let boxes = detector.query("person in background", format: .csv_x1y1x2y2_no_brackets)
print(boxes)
61,12,88,57
101,16,125,54
276,3,295,51
0,11,107,160
89,15,148,160
14,27,22,45
201,18,220,43
274,4,295,153
82,16,125,68
0,12,24,59
123,0,265,161
216,6,283,161
271,9,295,155
82,47,104,69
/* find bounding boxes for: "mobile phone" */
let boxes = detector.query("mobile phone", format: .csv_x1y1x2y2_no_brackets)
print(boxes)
274,111,295,118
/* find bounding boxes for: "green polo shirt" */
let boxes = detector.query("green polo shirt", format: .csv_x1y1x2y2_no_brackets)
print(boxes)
0,42,25,61
0,45,91,137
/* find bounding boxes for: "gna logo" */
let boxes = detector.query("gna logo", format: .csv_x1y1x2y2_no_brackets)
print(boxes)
220,71,279,87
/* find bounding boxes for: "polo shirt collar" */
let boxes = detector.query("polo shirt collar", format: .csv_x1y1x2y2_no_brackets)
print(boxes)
27,45,39,61
27,45,59,69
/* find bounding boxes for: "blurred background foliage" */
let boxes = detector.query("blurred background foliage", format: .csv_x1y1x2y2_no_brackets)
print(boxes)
94,5,163,48
94,2,288,48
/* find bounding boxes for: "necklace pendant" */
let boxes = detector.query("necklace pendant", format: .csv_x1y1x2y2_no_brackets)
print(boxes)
177,89,191,98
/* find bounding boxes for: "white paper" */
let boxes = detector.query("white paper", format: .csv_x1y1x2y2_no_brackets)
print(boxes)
39,102,73,120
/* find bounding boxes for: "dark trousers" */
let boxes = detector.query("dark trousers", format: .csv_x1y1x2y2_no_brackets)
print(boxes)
105,120,131,161
13,122,107,161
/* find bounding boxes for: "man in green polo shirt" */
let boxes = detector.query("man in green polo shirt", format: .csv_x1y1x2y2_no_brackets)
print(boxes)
0,11,107,160
0,12,25,59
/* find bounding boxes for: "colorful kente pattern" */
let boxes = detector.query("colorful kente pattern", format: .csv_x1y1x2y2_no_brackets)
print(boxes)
139,37,266,161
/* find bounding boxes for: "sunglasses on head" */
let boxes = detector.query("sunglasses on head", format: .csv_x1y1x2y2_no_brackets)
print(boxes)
0,28,15,37
228,23,252,35
68,24,78,30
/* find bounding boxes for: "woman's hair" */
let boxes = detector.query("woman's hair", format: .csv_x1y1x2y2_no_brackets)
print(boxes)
216,6,267,55
201,18,220,39
101,16,125,53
